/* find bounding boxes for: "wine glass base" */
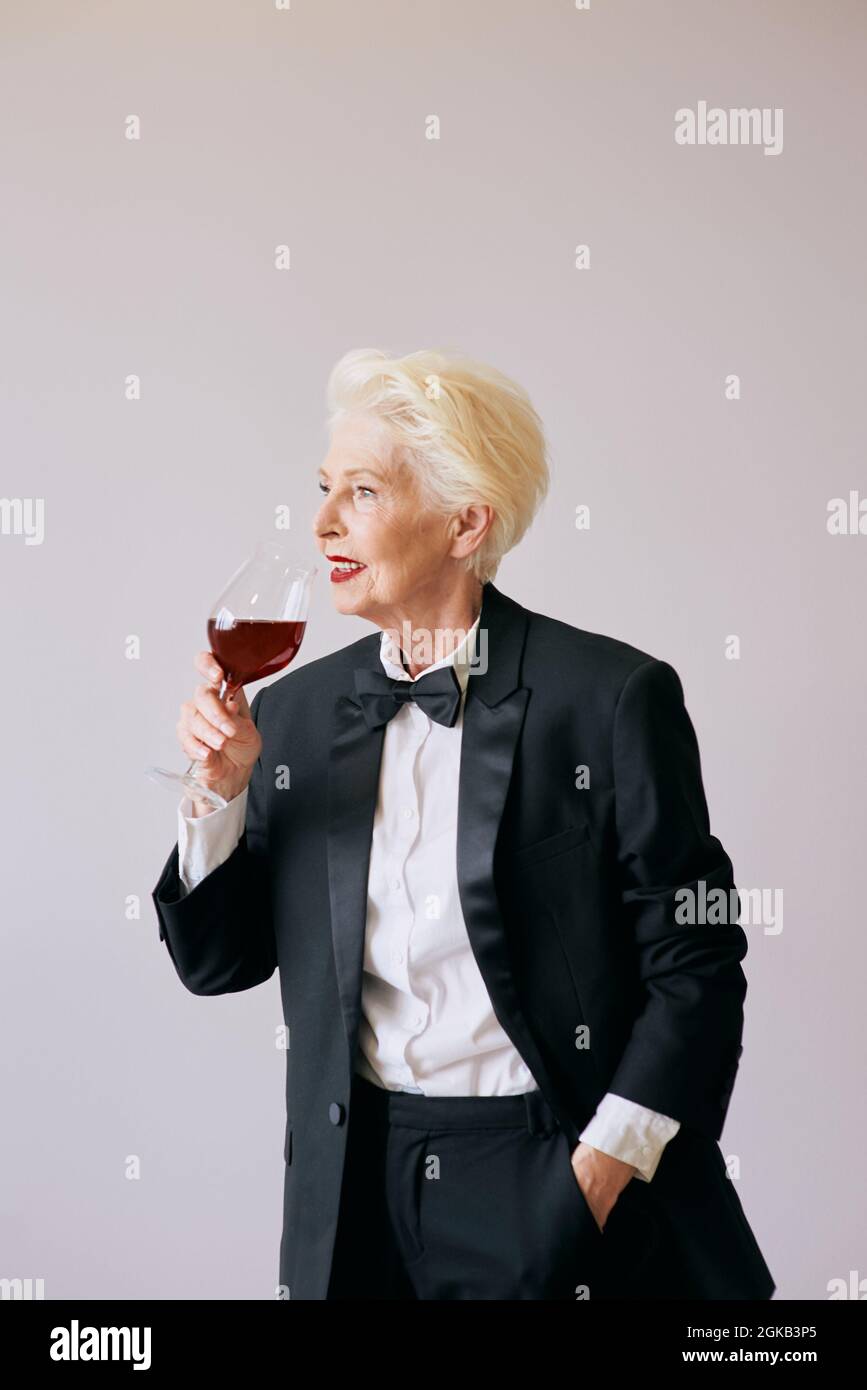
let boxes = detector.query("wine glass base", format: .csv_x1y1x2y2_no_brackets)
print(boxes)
144,766,229,811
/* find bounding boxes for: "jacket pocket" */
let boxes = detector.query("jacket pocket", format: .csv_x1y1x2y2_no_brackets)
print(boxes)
513,822,591,869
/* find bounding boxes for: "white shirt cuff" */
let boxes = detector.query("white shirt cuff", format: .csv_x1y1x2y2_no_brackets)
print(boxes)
177,787,248,893
578,1091,681,1182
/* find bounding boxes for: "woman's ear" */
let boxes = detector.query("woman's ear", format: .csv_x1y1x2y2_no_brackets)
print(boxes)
450,504,493,559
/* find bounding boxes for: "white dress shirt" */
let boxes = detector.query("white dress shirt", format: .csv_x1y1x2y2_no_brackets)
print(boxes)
176,618,680,1181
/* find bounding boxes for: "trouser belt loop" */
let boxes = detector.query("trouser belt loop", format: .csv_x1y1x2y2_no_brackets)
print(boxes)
523,1087,559,1138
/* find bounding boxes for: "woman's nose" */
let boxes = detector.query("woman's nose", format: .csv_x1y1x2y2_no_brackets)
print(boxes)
312,500,343,541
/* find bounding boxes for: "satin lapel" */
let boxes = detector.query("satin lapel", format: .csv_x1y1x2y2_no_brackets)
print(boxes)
456,685,529,987
326,655,386,1064
455,582,530,956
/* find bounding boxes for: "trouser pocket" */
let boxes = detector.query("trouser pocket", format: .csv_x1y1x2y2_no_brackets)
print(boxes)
385,1127,429,1267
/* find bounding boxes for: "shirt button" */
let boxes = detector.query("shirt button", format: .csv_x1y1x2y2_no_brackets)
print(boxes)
393,951,405,964
402,807,414,819
393,879,401,891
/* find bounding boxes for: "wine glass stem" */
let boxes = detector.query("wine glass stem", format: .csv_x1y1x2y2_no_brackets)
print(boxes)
183,677,235,778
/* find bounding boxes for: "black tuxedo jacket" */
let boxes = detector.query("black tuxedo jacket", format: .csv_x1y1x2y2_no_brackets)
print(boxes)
153,580,775,1300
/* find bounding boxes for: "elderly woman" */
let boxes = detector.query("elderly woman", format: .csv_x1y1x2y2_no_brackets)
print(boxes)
153,348,775,1302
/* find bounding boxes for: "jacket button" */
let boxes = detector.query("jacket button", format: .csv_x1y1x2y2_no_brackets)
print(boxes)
329,1102,345,1126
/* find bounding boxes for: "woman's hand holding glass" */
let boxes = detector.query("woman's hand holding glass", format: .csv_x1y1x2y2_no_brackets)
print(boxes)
176,652,263,816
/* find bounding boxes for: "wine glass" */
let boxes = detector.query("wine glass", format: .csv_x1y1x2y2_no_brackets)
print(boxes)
146,538,316,810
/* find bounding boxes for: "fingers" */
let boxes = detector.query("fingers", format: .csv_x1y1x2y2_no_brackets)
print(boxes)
176,685,237,761
179,728,214,763
192,683,237,736
177,705,221,761
195,651,224,687
178,654,253,768
177,654,259,787
191,704,233,748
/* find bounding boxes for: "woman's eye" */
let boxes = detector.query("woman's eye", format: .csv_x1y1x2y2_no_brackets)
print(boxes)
317,481,375,498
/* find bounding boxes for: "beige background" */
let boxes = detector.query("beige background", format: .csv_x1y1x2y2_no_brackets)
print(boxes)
1,0,865,1299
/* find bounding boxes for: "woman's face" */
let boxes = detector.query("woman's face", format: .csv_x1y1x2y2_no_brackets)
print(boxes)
312,412,464,624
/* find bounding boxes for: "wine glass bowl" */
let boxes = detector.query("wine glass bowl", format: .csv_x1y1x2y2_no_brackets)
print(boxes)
146,539,316,810
206,611,307,691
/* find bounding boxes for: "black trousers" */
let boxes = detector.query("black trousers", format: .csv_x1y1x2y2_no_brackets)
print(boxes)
326,1071,650,1301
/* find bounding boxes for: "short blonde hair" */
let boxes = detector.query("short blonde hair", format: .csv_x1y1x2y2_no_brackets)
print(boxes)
325,347,550,584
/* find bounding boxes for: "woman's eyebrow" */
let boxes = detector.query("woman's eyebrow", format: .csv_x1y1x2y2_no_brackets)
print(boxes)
318,466,388,482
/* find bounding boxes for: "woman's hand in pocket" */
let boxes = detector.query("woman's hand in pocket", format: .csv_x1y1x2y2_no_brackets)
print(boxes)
569,1142,639,1233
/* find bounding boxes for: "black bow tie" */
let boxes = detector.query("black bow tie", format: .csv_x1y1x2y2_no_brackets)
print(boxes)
354,664,463,730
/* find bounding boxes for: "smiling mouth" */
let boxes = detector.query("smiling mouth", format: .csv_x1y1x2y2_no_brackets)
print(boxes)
328,558,367,583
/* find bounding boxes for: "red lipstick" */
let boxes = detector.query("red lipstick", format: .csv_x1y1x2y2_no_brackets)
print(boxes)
326,554,367,584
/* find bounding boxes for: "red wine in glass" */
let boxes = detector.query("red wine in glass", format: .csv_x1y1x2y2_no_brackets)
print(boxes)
146,540,316,810
206,617,307,688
